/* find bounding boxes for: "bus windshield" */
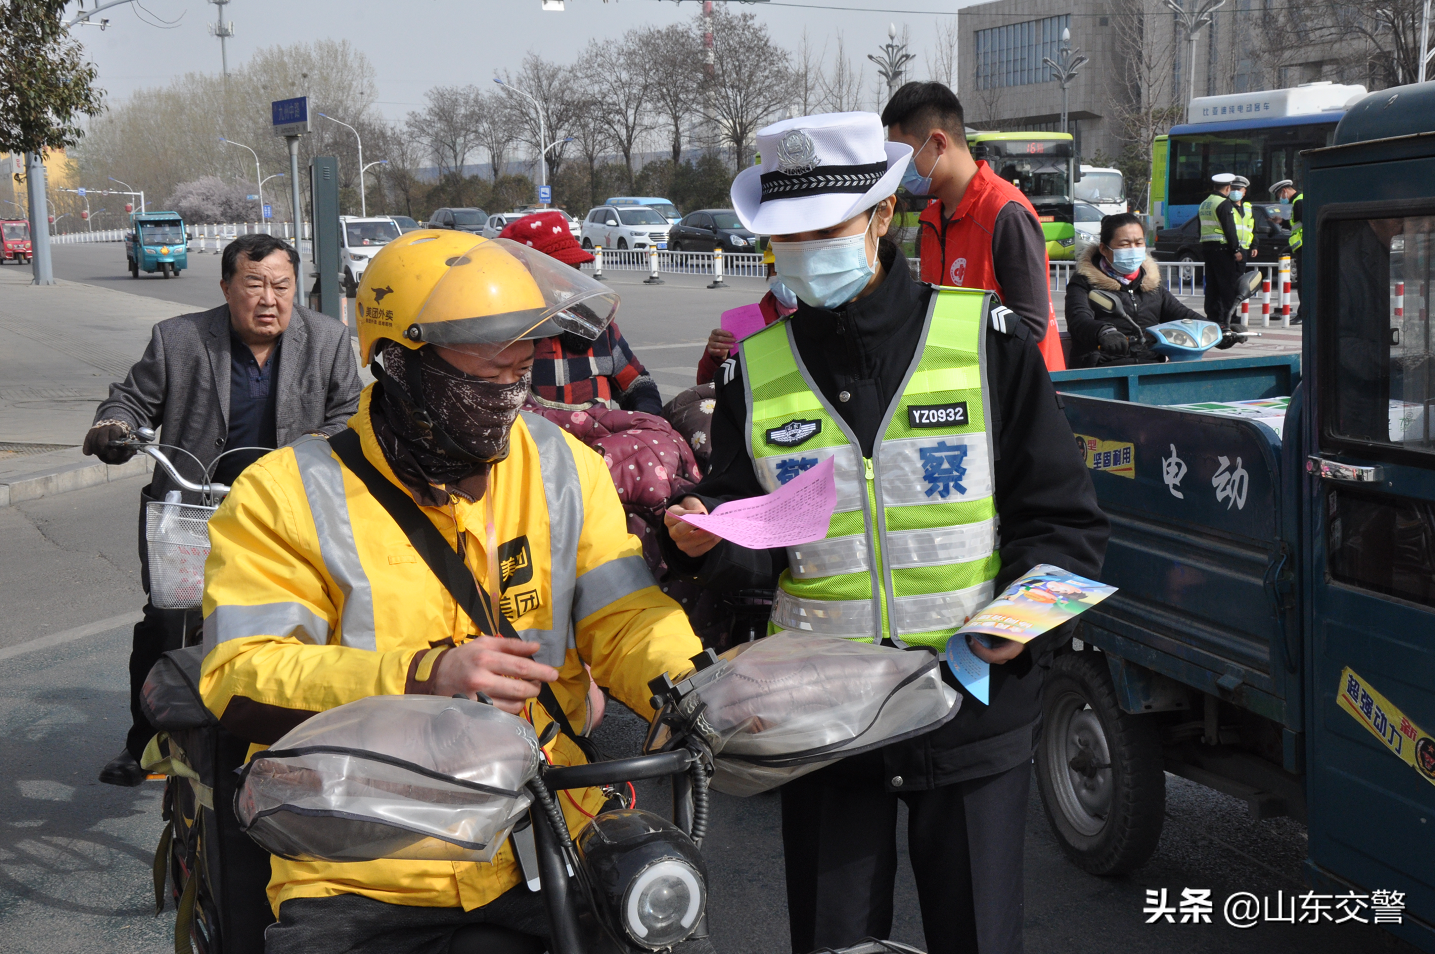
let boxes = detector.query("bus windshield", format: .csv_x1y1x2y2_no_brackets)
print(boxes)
1168,121,1337,209
991,157,1072,202
1076,172,1125,205
138,222,185,245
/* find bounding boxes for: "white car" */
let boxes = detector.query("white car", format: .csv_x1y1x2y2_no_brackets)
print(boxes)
339,216,402,297
481,212,529,239
579,205,671,251
1073,201,1104,252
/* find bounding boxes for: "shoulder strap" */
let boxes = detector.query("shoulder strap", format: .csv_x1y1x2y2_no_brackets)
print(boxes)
328,428,595,759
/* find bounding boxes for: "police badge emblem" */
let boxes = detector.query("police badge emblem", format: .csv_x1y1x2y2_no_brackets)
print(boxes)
776,129,819,176
766,419,822,446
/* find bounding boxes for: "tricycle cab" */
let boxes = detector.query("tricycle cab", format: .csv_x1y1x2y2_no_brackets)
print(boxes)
1,218,31,264
126,212,188,278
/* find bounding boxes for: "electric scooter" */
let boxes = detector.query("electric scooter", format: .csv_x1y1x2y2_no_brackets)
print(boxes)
1090,268,1264,363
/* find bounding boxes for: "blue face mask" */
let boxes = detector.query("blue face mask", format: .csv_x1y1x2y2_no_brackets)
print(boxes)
1109,246,1146,273
1230,189,1244,203
900,135,936,197
772,215,877,310
768,275,799,309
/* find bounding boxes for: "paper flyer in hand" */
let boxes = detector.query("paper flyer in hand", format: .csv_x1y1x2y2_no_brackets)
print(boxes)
944,566,1117,705
677,456,836,550
720,303,768,342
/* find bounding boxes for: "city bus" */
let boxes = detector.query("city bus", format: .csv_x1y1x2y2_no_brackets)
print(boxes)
1149,82,1367,231
969,130,1079,260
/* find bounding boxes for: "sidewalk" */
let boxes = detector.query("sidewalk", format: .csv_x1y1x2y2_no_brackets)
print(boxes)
0,266,166,505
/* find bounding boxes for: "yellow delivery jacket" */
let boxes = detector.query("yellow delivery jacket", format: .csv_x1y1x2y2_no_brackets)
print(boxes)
199,388,701,915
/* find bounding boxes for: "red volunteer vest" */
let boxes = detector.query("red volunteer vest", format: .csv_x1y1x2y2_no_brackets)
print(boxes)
917,161,1066,371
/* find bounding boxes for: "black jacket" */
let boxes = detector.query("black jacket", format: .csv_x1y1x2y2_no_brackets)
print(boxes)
662,244,1109,788
1065,246,1206,366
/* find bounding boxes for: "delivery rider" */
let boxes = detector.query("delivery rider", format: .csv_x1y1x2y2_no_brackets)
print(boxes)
663,111,1109,954
198,230,703,953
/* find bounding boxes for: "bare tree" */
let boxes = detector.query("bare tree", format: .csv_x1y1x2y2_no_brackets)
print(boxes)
475,90,516,180
925,17,960,90
584,31,656,189
565,74,614,211
701,9,792,171
371,120,429,218
500,53,578,184
1318,0,1423,86
1107,0,1184,210
405,85,482,181
820,33,867,112
636,23,703,165
792,30,825,117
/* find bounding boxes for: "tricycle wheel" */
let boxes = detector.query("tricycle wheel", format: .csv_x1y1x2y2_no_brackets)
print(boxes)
1035,650,1165,875
162,263,171,279
129,259,138,278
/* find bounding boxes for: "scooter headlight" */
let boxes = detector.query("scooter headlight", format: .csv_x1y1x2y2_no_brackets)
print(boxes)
625,860,704,947
1164,329,1197,348
1198,324,1221,347
576,809,707,951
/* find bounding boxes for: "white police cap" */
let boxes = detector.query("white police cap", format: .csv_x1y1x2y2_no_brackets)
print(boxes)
1211,173,1236,185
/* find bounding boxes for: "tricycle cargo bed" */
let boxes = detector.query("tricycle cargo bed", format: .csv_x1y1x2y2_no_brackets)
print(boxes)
1052,355,1304,742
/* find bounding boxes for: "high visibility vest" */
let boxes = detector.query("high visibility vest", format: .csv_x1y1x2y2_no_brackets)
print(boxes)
1199,194,1229,245
740,287,1001,649
1236,202,1255,249
1289,193,1303,250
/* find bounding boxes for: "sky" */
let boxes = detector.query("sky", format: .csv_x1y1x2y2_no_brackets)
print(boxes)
70,0,975,124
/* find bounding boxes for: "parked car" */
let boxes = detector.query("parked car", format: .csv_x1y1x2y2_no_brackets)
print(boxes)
426,207,488,233
1153,205,1292,265
579,205,672,250
667,209,757,253
481,211,529,239
604,196,680,225
339,216,402,297
388,215,421,233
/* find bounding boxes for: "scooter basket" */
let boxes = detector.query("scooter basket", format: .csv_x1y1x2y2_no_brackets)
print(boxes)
145,500,216,610
662,633,960,796
236,696,542,863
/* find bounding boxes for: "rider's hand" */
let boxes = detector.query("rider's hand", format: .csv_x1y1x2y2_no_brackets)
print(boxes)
1215,331,1241,350
968,634,1025,665
1097,325,1130,357
1234,251,1244,262
705,328,736,362
664,496,721,558
82,421,136,465
431,636,559,714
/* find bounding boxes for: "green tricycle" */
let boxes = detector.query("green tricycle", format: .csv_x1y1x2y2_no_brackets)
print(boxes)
125,212,189,279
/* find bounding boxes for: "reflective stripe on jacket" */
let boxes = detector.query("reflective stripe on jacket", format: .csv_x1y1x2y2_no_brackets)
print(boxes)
1236,202,1255,249
1198,194,1229,245
199,386,701,915
1289,193,1304,250
740,287,1001,648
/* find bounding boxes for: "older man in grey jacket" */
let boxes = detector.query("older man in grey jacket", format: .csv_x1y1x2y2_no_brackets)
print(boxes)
83,232,361,786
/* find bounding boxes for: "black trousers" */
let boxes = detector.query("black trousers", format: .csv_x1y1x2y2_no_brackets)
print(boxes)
1201,243,1244,326
780,752,1031,954
126,487,192,762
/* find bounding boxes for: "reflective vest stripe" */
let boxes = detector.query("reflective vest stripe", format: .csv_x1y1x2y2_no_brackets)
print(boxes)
572,554,659,623
1236,203,1255,248
293,436,378,650
1198,194,1228,245
1289,193,1303,250
515,412,584,669
203,601,331,653
743,287,1001,649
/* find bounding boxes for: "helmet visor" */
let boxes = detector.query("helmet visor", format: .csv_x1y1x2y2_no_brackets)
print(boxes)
407,238,619,355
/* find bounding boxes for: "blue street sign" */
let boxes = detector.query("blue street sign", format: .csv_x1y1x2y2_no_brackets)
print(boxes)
538,184,552,204
271,96,310,137
246,194,259,201
263,204,273,220
77,187,86,197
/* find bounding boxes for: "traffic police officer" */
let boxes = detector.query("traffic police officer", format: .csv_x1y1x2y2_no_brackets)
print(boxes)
1271,178,1304,324
1199,172,1245,326
664,112,1108,954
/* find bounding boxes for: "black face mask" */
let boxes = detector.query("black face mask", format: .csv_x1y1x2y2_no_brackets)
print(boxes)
371,341,530,502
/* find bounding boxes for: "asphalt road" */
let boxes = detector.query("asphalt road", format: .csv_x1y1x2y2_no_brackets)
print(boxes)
3,245,1389,954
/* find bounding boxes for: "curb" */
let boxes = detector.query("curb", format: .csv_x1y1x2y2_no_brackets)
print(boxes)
0,451,152,507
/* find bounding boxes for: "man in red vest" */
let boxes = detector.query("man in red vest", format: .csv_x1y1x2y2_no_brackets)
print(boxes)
883,82,1067,371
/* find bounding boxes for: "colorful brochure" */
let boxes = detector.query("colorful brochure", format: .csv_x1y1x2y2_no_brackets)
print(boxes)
945,566,1117,704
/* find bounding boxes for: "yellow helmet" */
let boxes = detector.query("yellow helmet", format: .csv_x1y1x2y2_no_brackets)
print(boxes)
762,242,775,266
356,230,620,364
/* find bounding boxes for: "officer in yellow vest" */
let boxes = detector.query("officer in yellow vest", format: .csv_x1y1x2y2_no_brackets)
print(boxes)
1231,175,1257,258
1198,172,1245,327
663,112,1109,954
1271,178,1304,324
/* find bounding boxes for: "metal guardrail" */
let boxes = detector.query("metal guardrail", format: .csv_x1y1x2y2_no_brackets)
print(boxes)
579,248,766,280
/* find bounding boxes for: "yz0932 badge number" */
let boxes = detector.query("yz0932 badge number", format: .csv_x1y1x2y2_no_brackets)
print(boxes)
908,402,969,428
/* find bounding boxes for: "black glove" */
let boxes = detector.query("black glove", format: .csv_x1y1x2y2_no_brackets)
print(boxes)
1215,330,1241,350
1097,325,1130,357
82,421,137,465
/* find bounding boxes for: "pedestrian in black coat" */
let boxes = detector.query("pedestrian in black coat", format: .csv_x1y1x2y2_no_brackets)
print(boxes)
1066,213,1208,367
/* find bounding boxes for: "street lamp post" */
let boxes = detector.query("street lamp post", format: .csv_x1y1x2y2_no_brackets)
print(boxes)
1163,0,1228,121
867,23,916,102
219,137,265,221
107,177,145,214
495,79,553,202
1043,28,1089,136
317,113,367,215
360,160,390,212
260,173,286,223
